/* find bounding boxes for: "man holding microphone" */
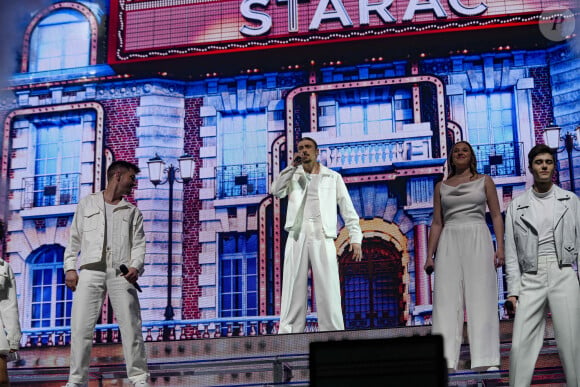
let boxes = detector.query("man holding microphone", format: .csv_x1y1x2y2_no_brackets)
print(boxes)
63,160,149,387
271,137,363,333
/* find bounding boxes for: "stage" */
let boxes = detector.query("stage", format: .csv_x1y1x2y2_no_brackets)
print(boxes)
7,319,566,386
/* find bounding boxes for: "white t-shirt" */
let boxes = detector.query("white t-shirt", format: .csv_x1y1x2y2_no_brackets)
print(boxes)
303,174,321,220
530,186,557,257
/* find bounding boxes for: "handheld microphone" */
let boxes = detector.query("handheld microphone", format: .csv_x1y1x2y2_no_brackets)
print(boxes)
120,264,142,292
425,266,434,275
504,300,515,318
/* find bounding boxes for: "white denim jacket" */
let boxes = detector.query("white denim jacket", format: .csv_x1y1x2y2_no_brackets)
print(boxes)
63,191,146,274
270,164,362,244
505,185,580,297
0,259,21,353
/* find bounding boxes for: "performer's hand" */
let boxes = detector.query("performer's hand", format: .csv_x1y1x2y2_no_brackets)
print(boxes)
350,243,363,262
494,248,505,268
121,266,139,284
292,155,302,168
505,296,518,317
65,270,79,292
424,257,435,275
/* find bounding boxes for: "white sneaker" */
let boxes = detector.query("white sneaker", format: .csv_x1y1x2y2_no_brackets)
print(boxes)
64,383,88,387
133,381,150,387
486,366,500,372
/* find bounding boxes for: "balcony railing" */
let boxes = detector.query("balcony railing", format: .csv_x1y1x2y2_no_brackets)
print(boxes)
472,142,524,177
21,315,319,347
316,135,432,170
216,163,267,199
21,173,80,209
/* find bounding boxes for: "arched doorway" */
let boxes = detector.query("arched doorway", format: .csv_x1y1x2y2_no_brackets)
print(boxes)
336,218,410,329
340,237,404,329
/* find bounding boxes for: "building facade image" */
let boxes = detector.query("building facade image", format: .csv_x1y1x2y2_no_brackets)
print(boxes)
0,0,578,352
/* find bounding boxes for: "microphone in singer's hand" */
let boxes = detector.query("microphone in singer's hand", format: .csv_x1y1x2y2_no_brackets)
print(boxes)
120,264,142,292
505,300,515,318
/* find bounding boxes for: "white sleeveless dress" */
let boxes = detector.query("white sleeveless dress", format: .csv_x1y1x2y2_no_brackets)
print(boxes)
431,177,500,370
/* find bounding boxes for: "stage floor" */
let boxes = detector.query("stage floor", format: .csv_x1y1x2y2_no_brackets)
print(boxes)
8,319,566,386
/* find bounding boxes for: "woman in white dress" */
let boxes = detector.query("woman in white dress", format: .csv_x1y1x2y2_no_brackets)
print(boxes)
425,141,504,371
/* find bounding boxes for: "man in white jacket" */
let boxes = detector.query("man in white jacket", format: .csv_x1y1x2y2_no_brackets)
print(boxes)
271,137,363,333
63,160,149,387
505,144,580,387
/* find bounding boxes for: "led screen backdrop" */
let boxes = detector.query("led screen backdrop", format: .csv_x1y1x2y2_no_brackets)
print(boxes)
109,0,577,61
0,0,578,374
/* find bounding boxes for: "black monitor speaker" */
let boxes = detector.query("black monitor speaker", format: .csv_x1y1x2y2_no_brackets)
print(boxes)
310,334,447,387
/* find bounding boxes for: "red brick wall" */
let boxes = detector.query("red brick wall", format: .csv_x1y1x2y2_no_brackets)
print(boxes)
530,66,554,145
101,97,140,204
182,97,203,319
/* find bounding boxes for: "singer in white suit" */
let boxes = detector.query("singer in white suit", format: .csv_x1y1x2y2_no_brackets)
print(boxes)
271,137,363,333
63,160,149,387
505,144,580,387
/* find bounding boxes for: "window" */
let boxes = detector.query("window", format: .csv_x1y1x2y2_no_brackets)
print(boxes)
24,112,86,208
219,233,258,318
339,105,366,137
221,113,267,166
367,102,393,136
467,92,515,145
393,90,413,131
29,245,73,329
319,104,336,118
338,102,393,137
336,88,412,137
29,9,90,72
217,113,267,198
466,92,521,176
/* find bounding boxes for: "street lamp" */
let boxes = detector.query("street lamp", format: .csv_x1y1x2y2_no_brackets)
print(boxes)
147,154,194,331
543,124,580,192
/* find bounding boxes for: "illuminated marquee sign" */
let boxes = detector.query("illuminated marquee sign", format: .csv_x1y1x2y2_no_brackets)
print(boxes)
108,0,575,63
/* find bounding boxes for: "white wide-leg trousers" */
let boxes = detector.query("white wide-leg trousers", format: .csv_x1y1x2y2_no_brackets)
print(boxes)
278,218,344,333
68,268,149,384
431,223,500,370
509,256,580,387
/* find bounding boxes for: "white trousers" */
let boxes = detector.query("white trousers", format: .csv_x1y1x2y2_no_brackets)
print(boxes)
431,223,500,370
509,256,580,387
279,218,344,333
68,268,149,384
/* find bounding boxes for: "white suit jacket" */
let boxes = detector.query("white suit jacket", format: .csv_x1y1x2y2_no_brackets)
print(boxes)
271,164,362,244
63,191,146,274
